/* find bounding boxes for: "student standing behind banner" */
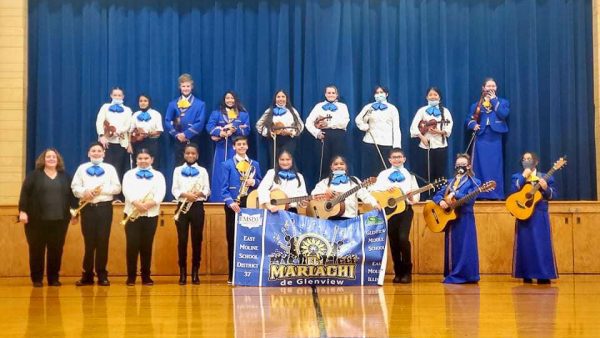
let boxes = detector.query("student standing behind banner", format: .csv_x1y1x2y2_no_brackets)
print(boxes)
130,94,163,168
511,152,558,284
222,136,263,283
71,142,121,286
409,86,453,186
257,150,308,214
164,73,206,165
432,153,481,284
465,77,509,200
255,90,304,167
355,86,401,177
18,148,78,287
311,156,380,220
305,85,350,179
95,86,133,200
172,143,210,285
122,149,166,286
370,148,420,283
206,91,250,202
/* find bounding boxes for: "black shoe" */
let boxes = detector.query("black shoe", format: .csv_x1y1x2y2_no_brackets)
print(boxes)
32,281,43,288
126,277,136,286
97,278,111,286
399,274,412,284
76,278,95,286
523,278,533,284
191,267,200,285
48,280,62,287
392,276,402,283
142,277,154,286
179,267,187,285
537,279,551,284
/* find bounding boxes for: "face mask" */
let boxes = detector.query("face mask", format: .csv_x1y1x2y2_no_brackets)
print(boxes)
374,93,387,103
522,160,534,170
332,170,346,177
91,158,103,165
111,99,124,105
455,165,467,175
428,100,440,107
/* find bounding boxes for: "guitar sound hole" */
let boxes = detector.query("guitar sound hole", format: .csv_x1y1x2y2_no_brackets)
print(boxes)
325,202,333,211
387,198,396,208
270,199,277,205
525,193,532,199
525,200,533,208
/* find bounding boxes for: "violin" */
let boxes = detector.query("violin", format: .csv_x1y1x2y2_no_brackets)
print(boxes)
314,114,332,129
270,121,288,136
130,128,148,143
418,120,439,135
103,120,117,138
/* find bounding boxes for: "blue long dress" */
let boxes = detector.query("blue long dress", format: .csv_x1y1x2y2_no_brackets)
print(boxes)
510,172,558,280
205,110,250,202
465,97,509,200
433,175,481,284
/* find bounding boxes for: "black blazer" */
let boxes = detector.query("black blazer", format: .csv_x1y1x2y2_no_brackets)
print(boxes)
18,169,77,222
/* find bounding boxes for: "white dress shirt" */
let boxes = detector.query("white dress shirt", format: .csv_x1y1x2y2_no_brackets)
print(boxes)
71,161,121,203
311,176,378,218
305,101,350,139
354,101,401,148
171,163,211,202
257,169,308,207
95,103,133,147
370,166,420,205
409,105,453,149
122,166,166,217
130,109,164,136
255,107,305,137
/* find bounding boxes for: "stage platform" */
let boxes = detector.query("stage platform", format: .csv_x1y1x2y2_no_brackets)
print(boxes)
1,201,599,277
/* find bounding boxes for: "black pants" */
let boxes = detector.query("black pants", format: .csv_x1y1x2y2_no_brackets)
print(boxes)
319,129,346,179
133,137,160,169
24,219,69,283
125,216,158,278
419,147,448,183
268,135,297,168
388,206,414,277
80,202,113,279
175,202,205,268
105,143,130,183
361,142,391,178
224,196,247,279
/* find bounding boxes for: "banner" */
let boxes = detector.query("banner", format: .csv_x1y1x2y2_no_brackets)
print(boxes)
233,208,388,287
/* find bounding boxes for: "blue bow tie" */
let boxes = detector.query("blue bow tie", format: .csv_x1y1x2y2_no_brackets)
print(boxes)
181,165,199,177
426,106,441,117
371,102,388,111
331,174,350,185
273,107,287,116
109,104,124,113
136,169,154,179
322,102,338,112
86,165,105,177
137,111,151,122
278,170,297,180
388,170,405,183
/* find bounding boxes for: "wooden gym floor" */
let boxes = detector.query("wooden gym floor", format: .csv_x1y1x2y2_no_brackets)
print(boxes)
1,274,599,337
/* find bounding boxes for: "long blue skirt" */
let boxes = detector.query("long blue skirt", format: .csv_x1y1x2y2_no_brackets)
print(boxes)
512,210,558,280
208,139,235,202
444,211,480,284
472,128,504,199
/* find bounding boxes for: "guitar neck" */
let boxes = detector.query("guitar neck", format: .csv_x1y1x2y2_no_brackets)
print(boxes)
395,184,433,202
275,195,313,205
529,167,558,193
331,185,363,206
453,187,483,208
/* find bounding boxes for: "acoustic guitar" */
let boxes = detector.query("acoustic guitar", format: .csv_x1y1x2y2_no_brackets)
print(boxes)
306,177,376,219
371,178,447,219
246,189,320,211
505,156,567,220
423,181,496,233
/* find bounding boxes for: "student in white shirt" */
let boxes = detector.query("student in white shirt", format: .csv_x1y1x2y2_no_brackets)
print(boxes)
305,85,350,179
122,149,166,286
71,142,121,286
355,85,401,177
171,143,210,285
130,94,164,168
311,156,380,220
257,150,308,214
255,90,304,167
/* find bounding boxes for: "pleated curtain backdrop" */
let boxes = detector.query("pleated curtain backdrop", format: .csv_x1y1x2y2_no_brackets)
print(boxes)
27,0,595,200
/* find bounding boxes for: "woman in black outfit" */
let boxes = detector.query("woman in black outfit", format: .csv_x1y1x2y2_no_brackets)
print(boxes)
18,148,77,287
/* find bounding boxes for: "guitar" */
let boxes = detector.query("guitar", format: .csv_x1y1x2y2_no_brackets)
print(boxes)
423,181,496,233
505,156,567,220
371,178,447,219
245,189,321,211
306,177,376,219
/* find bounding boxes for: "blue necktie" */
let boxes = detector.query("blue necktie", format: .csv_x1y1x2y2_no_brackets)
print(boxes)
137,111,151,122
273,107,287,116
425,106,441,117
86,165,105,177
371,102,388,111
109,104,124,113
331,174,349,185
388,170,405,183
278,170,297,180
322,102,338,112
182,165,199,177
136,169,154,179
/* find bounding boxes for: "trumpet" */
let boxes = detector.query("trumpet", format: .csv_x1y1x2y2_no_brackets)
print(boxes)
70,185,103,218
236,166,256,203
174,180,203,222
120,191,154,226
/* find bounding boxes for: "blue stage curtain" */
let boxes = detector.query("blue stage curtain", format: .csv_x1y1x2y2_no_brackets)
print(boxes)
27,0,594,200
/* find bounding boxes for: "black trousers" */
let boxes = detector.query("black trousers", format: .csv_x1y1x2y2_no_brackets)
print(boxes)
224,196,247,279
125,216,158,278
175,201,205,268
24,219,69,283
419,147,448,183
319,129,346,179
105,143,130,183
132,137,160,169
361,142,391,178
268,135,297,168
387,206,414,277
80,202,113,279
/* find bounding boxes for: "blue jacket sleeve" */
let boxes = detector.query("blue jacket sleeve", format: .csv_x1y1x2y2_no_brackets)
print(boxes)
252,162,263,188
206,111,222,137
541,175,557,200
466,102,478,130
164,101,178,137
184,101,206,139
491,98,510,120
236,112,251,136
432,184,447,204
510,173,527,193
